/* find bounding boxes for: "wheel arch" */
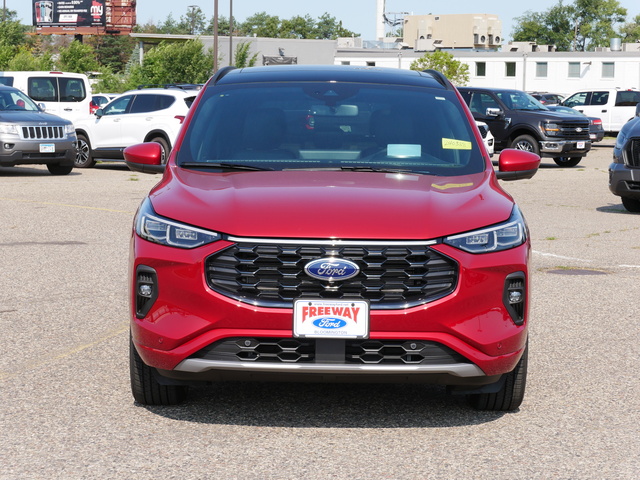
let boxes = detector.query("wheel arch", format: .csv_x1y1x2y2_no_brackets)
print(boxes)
507,127,541,145
144,130,172,149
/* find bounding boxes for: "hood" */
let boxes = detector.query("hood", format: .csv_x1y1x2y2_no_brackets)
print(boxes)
0,110,72,125
149,168,515,240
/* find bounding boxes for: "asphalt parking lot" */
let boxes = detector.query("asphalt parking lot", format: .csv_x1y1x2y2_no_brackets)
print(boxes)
1,143,638,479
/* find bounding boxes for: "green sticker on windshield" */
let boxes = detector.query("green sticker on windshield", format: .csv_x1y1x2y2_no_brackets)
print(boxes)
442,138,472,150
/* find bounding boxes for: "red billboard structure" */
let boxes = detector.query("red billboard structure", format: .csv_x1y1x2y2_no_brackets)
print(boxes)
33,0,136,35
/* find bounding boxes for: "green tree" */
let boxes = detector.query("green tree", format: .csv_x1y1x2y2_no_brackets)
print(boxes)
314,13,356,39
620,14,640,42
86,35,136,74
409,51,470,86
512,0,627,51
242,12,281,38
7,47,53,70
179,6,207,35
233,41,259,68
127,39,212,88
0,8,28,48
57,41,101,73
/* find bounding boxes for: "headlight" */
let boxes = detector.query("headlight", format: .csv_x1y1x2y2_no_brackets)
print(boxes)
0,123,18,135
135,198,220,249
65,124,75,135
542,122,560,136
444,206,527,254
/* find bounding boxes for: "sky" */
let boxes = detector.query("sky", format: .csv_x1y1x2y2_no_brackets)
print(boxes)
12,0,640,42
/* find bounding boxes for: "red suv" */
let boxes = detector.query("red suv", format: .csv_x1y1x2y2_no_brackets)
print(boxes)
125,66,539,410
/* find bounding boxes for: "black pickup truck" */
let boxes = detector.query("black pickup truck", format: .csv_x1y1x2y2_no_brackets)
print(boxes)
458,87,591,167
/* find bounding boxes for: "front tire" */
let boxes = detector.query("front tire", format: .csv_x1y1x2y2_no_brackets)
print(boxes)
130,335,187,405
468,343,528,411
510,134,540,156
553,156,582,167
46,163,73,175
621,197,640,213
75,133,96,168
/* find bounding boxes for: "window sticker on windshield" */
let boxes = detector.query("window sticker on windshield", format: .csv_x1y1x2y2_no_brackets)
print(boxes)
387,144,421,158
442,138,472,150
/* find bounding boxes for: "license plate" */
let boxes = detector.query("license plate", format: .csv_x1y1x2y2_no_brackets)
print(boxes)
293,299,369,338
577,141,586,149
40,143,55,153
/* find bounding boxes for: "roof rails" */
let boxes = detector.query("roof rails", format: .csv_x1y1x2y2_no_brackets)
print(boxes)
135,83,203,91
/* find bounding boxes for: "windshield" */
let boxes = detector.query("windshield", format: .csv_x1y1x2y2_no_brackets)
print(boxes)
0,89,40,112
177,82,485,176
496,91,546,111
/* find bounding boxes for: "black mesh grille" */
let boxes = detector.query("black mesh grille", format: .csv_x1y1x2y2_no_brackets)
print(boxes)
192,337,467,365
205,242,458,309
626,138,640,168
21,126,65,140
557,121,591,139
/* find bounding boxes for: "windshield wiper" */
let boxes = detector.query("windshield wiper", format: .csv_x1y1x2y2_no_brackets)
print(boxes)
338,166,415,174
179,162,273,171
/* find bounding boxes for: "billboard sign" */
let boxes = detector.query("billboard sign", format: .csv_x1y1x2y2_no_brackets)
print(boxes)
33,0,106,29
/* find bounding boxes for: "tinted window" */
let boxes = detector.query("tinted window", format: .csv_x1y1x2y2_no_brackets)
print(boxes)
27,76,86,102
130,94,175,113
0,77,14,86
178,82,485,177
590,91,609,106
28,77,57,102
615,91,640,107
59,78,86,102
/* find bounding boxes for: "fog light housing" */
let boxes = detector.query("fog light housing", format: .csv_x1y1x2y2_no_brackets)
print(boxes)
504,272,526,325
135,265,158,318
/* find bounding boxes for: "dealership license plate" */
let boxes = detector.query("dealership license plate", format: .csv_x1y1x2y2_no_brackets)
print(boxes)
39,143,55,153
293,299,369,338
577,141,586,149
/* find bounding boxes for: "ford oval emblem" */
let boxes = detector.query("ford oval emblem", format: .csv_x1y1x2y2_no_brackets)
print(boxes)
304,258,360,282
312,317,347,329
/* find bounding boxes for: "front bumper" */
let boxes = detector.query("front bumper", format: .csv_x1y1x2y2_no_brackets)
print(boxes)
0,138,76,167
539,139,591,157
609,162,640,199
130,237,530,384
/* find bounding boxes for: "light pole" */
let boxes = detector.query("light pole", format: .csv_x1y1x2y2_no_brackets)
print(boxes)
213,0,218,72
229,0,233,67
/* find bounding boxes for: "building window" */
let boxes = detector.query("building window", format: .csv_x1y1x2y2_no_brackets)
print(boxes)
505,62,516,77
536,62,548,78
366,61,376,67
568,62,580,78
341,61,350,65
602,62,615,78
476,62,486,77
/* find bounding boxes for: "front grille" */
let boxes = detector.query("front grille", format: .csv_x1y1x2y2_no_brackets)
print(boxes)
557,121,591,139
192,337,467,365
625,138,640,167
20,126,65,140
205,241,458,309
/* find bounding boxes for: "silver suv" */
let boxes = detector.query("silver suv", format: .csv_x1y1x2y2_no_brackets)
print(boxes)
0,85,76,175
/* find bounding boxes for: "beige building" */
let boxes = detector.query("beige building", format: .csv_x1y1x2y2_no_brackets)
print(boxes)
403,14,502,51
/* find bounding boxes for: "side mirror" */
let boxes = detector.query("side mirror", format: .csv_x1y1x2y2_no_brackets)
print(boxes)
38,103,46,112
496,149,540,181
485,107,503,117
124,142,165,174
95,108,104,118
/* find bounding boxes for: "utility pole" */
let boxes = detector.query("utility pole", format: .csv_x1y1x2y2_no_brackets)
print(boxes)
213,0,219,72
229,0,233,67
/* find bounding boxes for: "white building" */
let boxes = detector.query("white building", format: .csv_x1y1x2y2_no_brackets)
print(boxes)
335,44,640,95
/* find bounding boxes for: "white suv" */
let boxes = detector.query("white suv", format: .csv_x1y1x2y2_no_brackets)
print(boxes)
74,85,200,168
562,88,640,133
